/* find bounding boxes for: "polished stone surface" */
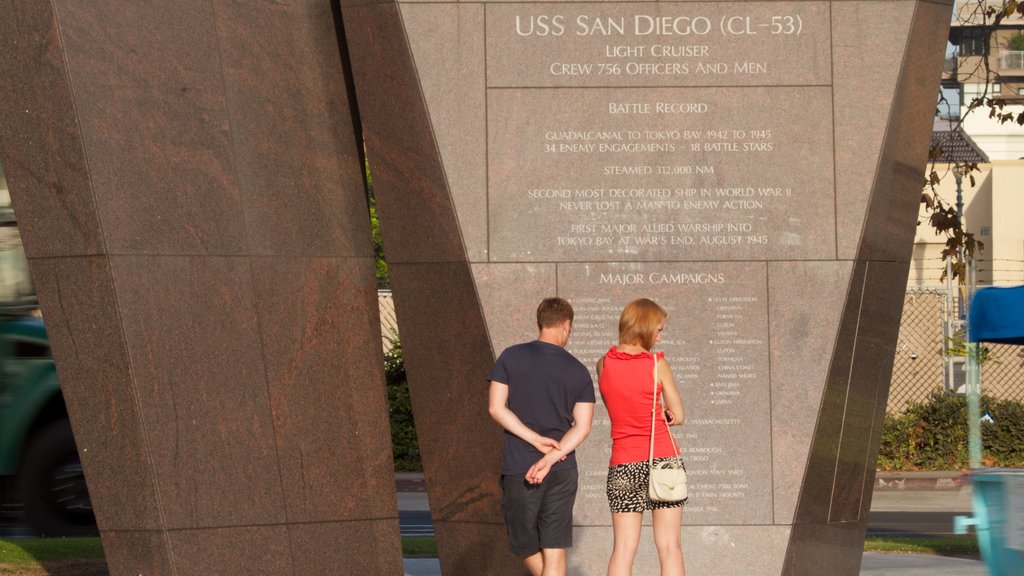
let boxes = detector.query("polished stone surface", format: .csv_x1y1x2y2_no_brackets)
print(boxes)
768,261,853,523
487,87,835,262
345,0,952,574
0,2,402,574
401,4,489,263
26,257,163,532
0,2,105,258
560,262,772,526
832,1,914,260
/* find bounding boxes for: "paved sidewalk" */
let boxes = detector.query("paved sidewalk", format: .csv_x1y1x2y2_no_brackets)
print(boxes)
404,554,987,576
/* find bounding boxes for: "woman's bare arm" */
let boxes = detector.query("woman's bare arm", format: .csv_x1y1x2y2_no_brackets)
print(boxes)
658,358,685,426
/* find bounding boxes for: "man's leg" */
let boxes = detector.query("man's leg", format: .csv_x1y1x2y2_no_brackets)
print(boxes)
523,551,544,576
536,469,578,576
502,475,545,570
540,548,566,576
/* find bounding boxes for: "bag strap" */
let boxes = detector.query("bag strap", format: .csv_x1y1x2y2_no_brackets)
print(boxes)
649,354,658,467
649,352,681,468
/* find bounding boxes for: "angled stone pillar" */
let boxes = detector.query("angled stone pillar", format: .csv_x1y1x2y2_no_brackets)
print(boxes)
0,2,402,574
343,1,952,574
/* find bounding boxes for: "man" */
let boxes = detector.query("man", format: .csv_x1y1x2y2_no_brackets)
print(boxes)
488,297,596,576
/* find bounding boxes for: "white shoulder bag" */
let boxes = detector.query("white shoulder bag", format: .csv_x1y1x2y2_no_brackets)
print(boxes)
648,354,688,502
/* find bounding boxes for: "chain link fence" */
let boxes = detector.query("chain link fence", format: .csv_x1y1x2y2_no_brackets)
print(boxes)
890,287,1024,413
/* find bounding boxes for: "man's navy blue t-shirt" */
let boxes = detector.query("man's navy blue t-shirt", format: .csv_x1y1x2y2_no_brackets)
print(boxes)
489,340,595,476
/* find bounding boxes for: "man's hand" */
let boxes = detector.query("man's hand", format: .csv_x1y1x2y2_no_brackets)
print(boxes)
533,436,561,455
525,454,557,485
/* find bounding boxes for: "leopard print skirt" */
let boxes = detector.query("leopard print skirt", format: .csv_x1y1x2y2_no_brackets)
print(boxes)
606,458,687,513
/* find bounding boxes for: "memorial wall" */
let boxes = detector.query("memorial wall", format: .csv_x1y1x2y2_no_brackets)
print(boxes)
346,0,951,573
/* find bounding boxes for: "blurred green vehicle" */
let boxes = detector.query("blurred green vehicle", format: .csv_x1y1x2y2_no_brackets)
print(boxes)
0,167,95,536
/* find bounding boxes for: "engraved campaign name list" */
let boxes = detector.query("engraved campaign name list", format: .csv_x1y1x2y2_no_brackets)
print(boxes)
562,263,771,525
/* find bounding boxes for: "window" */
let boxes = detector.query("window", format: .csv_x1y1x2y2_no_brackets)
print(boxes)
959,28,987,57
963,83,1000,97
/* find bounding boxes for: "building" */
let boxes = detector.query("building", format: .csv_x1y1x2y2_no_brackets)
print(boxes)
947,0,1024,159
911,124,1024,288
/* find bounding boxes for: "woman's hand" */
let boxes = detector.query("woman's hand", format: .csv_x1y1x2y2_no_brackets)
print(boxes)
663,409,683,426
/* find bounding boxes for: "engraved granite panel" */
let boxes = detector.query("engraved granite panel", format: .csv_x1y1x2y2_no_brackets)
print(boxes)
344,1,952,574
855,0,955,262
790,261,867,525
28,258,162,532
560,262,772,526
433,521,522,576
109,256,285,529
54,1,248,256
829,261,909,523
572,526,790,576
783,520,866,576
832,2,913,260
101,531,173,576
488,87,835,262
769,261,853,523
2,2,403,574
167,526,292,576
343,3,466,264
289,521,405,576
213,0,370,257
0,1,104,258
402,4,489,262
250,257,397,523
471,263,557,355
388,263,501,523
486,3,832,88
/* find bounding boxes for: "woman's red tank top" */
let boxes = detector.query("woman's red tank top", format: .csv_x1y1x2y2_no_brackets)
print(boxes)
599,346,676,467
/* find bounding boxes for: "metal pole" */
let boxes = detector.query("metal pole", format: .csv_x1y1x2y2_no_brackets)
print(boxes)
955,163,982,469
966,251,981,469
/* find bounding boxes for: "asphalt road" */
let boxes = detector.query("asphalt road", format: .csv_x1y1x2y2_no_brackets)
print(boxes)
866,511,963,537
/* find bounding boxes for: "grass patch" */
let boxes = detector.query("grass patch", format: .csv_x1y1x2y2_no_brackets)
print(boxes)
864,536,979,558
402,536,437,557
0,539,104,565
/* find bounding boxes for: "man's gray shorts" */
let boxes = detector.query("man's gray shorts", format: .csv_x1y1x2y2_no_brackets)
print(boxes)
500,468,578,557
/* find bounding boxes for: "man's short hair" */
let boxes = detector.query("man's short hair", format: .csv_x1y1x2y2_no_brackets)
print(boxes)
537,297,574,329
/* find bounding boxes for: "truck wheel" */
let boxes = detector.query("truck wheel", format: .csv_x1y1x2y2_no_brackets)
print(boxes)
18,420,97,537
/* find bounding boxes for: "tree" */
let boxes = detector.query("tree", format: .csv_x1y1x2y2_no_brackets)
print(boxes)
924,0,1024,283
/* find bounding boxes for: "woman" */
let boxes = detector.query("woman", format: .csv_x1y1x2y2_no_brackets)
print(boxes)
598,298,686,576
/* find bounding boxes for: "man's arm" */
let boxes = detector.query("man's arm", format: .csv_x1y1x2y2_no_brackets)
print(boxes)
488,380,561,454
525,401,595,485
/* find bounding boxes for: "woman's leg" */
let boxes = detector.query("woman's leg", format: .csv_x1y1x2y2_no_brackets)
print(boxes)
607,512,643,576
651,507,684,576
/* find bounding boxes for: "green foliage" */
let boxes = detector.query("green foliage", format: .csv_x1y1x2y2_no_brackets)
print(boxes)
401,536,438,557
945,330,998,365
386,338,421,471
1010,32,1024,51
879,390,1024,470
364,159,389,288
0,538,104,564
862,536,978,558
